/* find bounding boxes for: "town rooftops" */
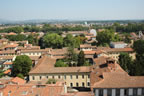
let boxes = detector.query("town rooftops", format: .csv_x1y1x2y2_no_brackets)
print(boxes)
5,44,18,48
3,62,13,65
80,44,96,48
92,71,144,88
20,49,49,53
30,66,90,74
110,41,127,44
0,56,15,60
29,56,40,61
93,56,108,65
8,32,17,35
11,77,26,85
0,50,16,54
105,48,134,53
0,83,65,96
29,55,90,74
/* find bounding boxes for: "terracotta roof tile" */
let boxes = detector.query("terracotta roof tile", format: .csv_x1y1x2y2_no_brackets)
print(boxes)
4,69,11,74
3,62,13,65
5,44,18,48
29,55,90,74
92,71,144,88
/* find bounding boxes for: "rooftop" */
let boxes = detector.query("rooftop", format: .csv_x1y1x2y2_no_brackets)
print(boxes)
29,55,90,74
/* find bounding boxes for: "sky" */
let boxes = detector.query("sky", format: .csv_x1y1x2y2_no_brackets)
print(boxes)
0,0,144,21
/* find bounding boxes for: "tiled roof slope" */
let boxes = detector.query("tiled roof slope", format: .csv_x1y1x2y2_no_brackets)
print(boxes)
29,55,90,74
92,71,144,88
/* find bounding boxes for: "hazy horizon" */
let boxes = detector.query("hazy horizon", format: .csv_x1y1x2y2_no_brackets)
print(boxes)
0,0,144,21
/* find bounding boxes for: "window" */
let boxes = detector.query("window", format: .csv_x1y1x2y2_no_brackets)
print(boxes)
107,89,112,96
142,88,144,95
82,75,84,79
70,83,73,87
82,82,85,87
39,76,42,80
33,53,35,55
133,88,138,95
58,75,60,79
64,75,66,79
99,89,103,96
52,76,54,79
76,75,78,79
76,83,79,87
124,89,128,96
46,76,48,79
32,76,35,80
88,75,90,78
70,75,72,79
116,89,120,96
87,82,90,86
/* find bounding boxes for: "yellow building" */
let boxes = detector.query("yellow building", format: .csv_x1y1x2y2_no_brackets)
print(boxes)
29,55,91,88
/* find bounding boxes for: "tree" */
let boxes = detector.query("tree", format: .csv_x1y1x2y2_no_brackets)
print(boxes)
63,34,82,48
43,33,63,49
63,34,75,47
118,53,133,75
83,61,91,66
55,60,68,67
124,34,131,43
133,40,144,55
6,34,26,41
0,70,4,78
133,40,144,75
27,34,38,45
77,51,85,66
17,73,24,79
12,55,32,77
65,46,78,66
96,29,120,46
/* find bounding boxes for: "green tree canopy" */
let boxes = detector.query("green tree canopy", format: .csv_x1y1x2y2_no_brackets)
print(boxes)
55,60,68,67
77,50,85,66
133,40,144,55
43,33,63,49
6,34,26,41
65,46,78,66
133,40,144,75
96,29,120,46
118,52,134,75
12,55,32,77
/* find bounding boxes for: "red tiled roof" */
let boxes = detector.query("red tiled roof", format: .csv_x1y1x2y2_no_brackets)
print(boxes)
105,48,134,53
0,50,16,54
11,77,26,85
8,32,17,35
29,55,90,74
4,69,11,74
80,44,96,48
0,83,65,96
0,56,15,59
5,44,18,48
4,62,13,65
93,56,108,65
92,71,144,88
84,51,96,55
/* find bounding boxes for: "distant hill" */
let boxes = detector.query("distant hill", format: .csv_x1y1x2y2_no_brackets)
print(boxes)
0,19,144,25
